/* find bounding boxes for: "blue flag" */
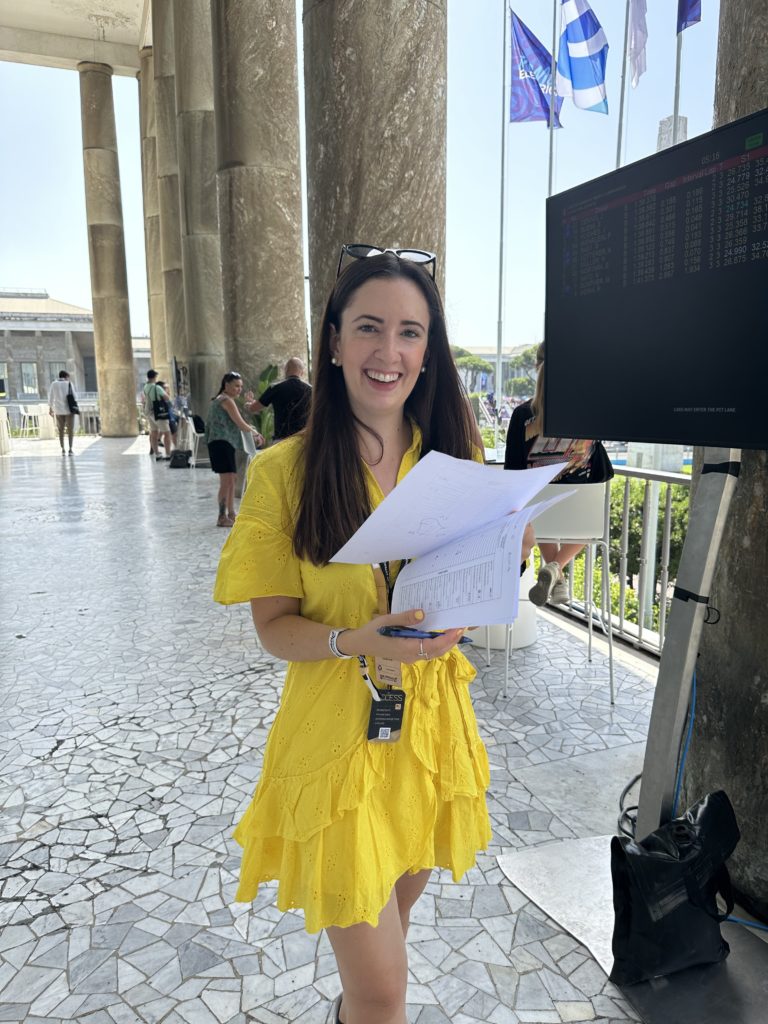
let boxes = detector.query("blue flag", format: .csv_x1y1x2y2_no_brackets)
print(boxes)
677,0,702,33
509,10,563,126
556,0,609,115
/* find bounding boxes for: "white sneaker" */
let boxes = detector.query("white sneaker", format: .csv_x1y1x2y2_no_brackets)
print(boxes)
529,562,560,607
550,577,570,604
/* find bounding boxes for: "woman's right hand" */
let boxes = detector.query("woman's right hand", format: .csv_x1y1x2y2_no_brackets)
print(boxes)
338,609,465,664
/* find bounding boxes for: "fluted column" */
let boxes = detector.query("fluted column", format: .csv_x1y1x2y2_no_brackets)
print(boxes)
303,0,447,345
138,47,170,383
173,0,227,414
211,0,305,381
77,61,138,437
152,0,187,390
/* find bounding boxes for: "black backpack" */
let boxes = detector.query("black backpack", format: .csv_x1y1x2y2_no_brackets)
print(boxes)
168,449,192,468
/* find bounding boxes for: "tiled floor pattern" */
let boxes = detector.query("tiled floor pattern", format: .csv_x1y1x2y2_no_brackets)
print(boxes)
0,438,655,1022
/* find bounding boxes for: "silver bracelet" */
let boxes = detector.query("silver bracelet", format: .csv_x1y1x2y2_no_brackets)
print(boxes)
329,628,353,659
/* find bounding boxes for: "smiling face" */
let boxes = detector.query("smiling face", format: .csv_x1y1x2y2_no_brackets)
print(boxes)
329,276,430,426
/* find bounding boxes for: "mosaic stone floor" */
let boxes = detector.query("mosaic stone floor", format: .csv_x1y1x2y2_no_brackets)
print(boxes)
0,438,657,1023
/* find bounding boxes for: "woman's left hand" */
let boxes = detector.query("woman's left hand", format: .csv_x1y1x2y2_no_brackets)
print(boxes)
339,609,465,664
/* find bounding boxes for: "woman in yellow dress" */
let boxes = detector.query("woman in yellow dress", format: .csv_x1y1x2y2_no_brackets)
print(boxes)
214,247,531,1024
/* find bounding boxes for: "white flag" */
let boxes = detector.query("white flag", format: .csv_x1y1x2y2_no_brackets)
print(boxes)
629,0,648,88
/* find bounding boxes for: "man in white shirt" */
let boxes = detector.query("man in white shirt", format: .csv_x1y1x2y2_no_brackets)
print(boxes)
48,370,77,455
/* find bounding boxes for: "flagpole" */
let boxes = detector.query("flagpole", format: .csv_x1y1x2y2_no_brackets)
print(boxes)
615,0,631,168
495,0,509,453
547,0,559,196
672,30,683,144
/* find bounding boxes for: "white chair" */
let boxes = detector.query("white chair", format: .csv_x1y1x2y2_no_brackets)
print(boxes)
240,430,261,496
181,415,206,467
36,403,57,440
0,407,12,455
241,429,258,465
19,404,40,437
529,482,616,704
478,560,538,698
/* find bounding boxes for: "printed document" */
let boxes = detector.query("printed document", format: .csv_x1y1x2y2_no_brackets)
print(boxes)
331,451,571,628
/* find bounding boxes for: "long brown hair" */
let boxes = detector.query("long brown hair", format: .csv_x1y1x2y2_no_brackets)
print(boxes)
526,341,546,441
294,252,475,565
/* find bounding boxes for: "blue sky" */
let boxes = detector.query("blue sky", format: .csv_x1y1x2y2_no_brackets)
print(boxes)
0,1,720,352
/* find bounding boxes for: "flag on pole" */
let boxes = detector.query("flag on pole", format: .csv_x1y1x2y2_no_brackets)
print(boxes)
629,0,648,88
556,0,610,114
677,0,702,34
509,10,563,125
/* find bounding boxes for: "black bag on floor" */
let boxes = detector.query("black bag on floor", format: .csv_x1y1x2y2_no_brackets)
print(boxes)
168,449,192,468
609,790,740,985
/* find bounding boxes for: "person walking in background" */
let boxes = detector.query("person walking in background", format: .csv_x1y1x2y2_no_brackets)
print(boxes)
47,369,76,455
142,369,174,460
214,248,534,1024
504,341,613,606
205,372,264,528
245,356,311,441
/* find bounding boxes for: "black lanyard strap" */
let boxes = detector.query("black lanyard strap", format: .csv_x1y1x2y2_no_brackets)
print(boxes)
379,561,394,612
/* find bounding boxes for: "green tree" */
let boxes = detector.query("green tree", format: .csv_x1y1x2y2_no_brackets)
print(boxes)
505,375,534,399
455,355,494,393
608,478,690,585
450,345,472,360
505,344,539,399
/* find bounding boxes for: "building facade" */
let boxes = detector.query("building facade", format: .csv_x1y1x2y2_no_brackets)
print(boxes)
0,288,150,427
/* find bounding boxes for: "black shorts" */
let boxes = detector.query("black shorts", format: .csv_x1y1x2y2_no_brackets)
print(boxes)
208,440,237,474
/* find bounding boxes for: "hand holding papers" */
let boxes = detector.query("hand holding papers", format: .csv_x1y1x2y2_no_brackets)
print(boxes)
331,452,571,629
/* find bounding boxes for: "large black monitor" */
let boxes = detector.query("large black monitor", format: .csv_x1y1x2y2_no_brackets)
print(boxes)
545,107,768,449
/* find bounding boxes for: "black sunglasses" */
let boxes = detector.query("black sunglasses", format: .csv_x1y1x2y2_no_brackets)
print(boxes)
337,244,437,280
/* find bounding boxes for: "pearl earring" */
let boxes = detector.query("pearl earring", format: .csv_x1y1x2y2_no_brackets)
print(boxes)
331,357,339,366
420,365,427,374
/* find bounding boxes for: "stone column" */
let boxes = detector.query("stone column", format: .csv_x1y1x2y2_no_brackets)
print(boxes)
211,0,305,385
173,0,226,416
138,47,170,384
77,61,138,437
303,0,447,346
152,0,187,391
682,0,768,923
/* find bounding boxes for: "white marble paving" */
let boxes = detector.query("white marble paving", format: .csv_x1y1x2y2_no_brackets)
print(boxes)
0,438,655,1022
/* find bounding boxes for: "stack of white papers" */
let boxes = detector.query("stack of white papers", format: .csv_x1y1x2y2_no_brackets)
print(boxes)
331,451,570,629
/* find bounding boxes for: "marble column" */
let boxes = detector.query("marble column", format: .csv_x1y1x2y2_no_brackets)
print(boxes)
211,0,305,383
138,47,170,384
152,0,187,390
303,0,447,345
173,0,226,416
77,61,138,437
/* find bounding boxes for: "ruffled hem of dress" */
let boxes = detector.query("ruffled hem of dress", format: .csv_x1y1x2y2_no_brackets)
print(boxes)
232,790,492,933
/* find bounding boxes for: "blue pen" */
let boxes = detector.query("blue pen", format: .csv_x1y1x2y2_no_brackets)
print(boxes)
378,626,473,645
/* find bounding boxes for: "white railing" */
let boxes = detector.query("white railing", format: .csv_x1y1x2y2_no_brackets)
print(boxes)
553,465,691,658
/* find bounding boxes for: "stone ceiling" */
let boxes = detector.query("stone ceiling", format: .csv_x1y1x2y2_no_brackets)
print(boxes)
0,0,151,76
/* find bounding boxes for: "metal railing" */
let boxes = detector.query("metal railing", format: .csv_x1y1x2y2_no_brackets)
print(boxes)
555,466,691,658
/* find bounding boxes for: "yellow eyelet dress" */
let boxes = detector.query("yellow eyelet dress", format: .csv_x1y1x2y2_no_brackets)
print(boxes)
213,427,491,933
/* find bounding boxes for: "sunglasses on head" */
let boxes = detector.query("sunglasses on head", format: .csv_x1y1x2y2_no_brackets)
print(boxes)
337,244,437,280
